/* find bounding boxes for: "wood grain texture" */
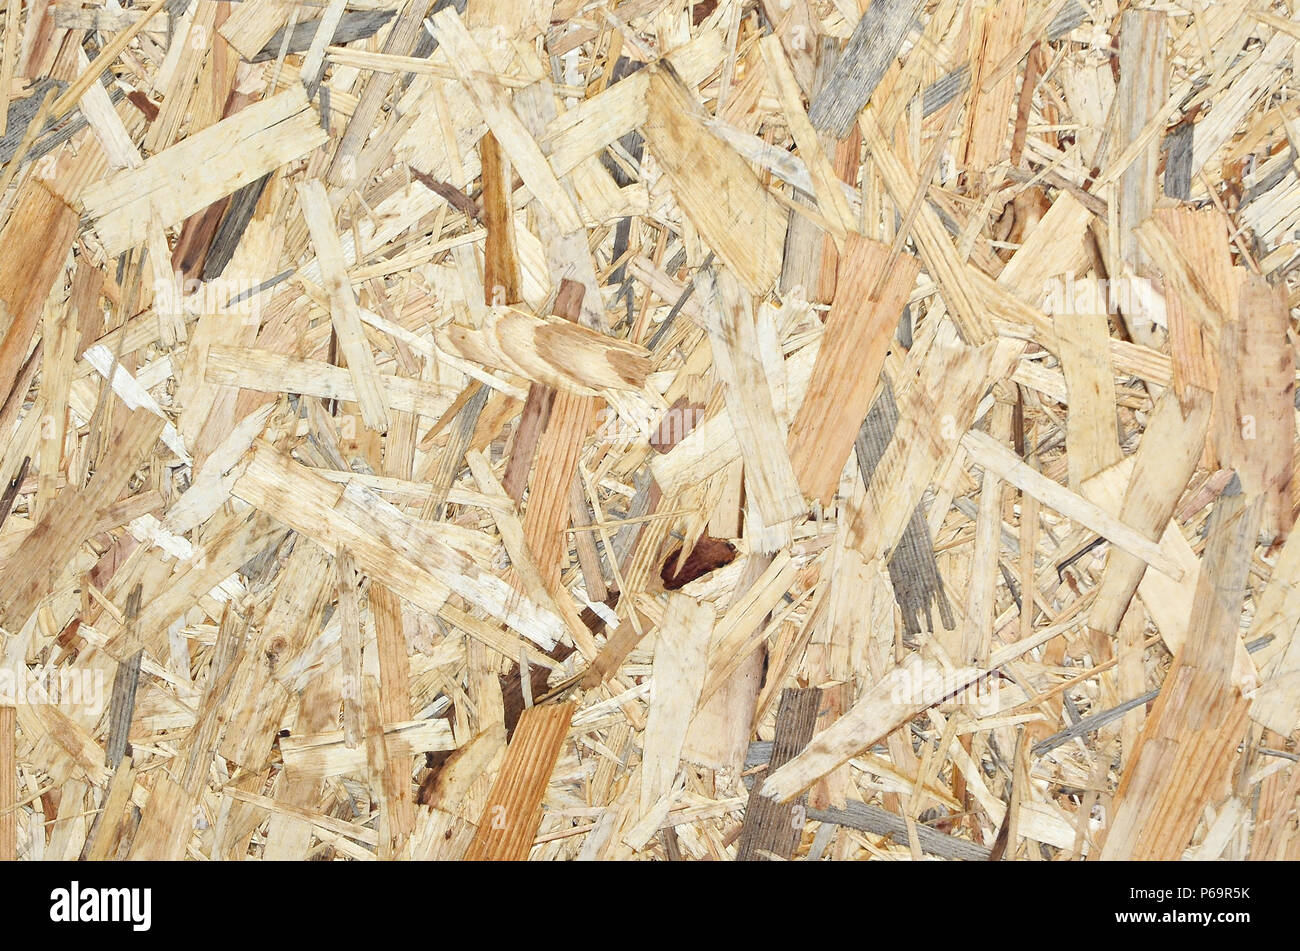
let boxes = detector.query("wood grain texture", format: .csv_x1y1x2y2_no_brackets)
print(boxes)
297,178,390,432
788,236,920,504
0,0,1296,865
82,88,326,256
464,701,575,860
520,385,596,593
735,688,820,861
0,705,14,862
1101,484,1261,860
700,266,805,528
642,63,787,293
808,0,926,138
438,307,649,395
1213,273,1295,543
0,410,164,630
0,182,78,405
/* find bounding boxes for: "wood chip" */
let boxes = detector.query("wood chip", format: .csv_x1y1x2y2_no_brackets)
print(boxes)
1,0,1296,863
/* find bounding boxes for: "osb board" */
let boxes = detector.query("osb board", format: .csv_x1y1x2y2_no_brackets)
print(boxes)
0,0,1297,863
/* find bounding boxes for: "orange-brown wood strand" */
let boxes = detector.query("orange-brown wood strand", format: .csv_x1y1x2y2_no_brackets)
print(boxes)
0,705,14,861
0,182,80,404
464,701,575,860
788,236,921,504
519,281,595,592
481,131,521,306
